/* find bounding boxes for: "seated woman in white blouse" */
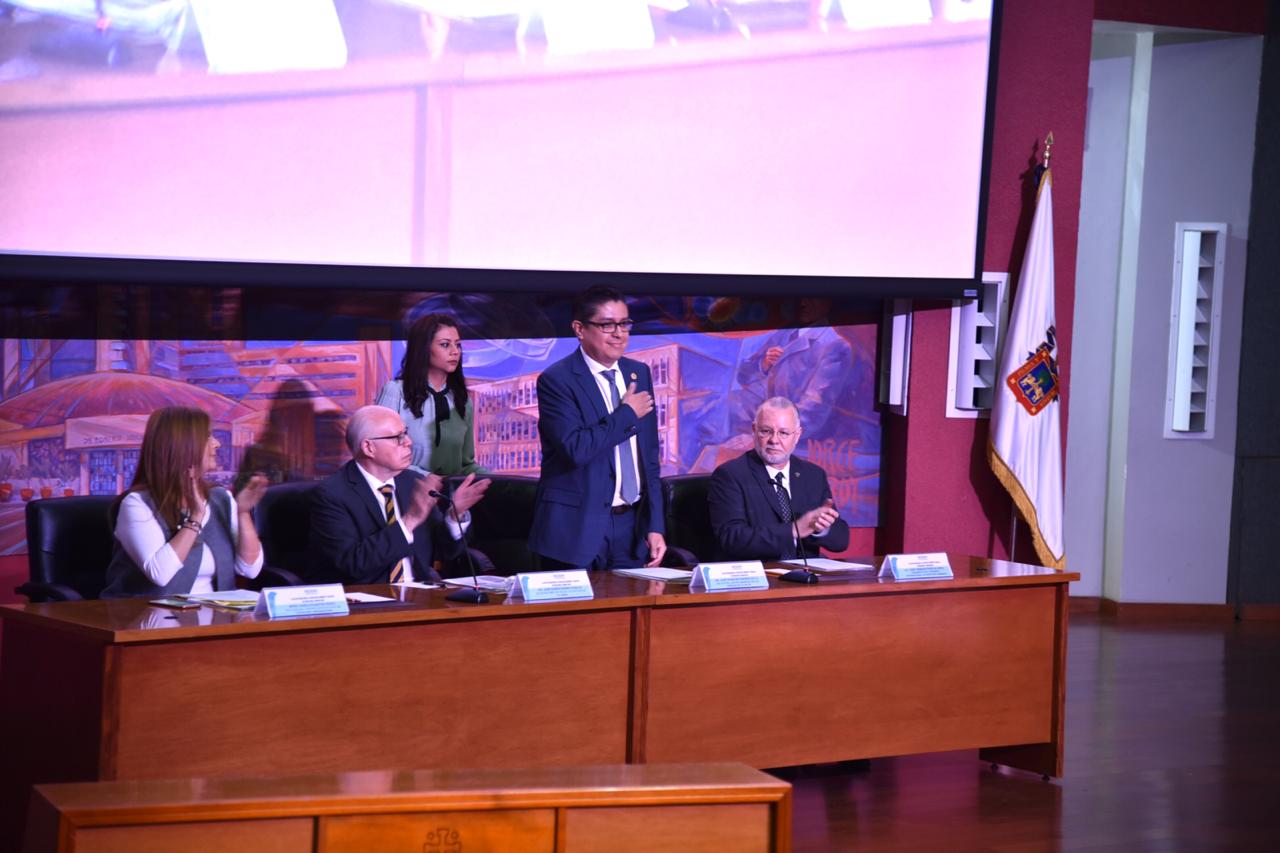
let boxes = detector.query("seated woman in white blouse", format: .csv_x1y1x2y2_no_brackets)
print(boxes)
101,406,268,599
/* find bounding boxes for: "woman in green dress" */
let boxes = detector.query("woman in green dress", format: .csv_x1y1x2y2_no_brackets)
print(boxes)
376,313,488,476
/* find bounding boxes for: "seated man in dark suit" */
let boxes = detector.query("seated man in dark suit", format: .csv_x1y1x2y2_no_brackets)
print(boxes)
708,396,849,561
310,404,490,584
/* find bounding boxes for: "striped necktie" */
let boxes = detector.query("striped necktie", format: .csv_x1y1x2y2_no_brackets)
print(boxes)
379,484,407,583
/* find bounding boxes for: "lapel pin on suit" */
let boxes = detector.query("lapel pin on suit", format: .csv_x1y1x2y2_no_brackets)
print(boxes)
629,372,637,381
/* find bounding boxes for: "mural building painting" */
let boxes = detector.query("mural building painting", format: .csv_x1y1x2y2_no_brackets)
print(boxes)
0,322,880,556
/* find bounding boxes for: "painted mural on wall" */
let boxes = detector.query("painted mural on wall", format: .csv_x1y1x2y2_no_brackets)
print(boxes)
0,314,879,555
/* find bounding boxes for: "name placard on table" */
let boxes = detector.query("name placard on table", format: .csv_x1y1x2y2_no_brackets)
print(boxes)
509,570,595,602
691,561,769,592
879,553,954,581
255,584,350,619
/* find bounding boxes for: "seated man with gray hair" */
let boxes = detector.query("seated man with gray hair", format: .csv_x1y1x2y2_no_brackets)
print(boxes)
708,396,849,561
310,404,490,585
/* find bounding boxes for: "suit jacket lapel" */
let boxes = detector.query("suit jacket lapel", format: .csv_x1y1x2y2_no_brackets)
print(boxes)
571,350,611,423
393,469,422,519
617,357,645,394
618,357,647,468
790,461,811,512
346,460,387,530
394,469,429,574
571,352,617,480
747,451,788,522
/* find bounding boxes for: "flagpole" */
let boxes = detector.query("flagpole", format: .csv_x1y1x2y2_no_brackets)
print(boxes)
1009,129,1050,566
1009,513,1018,561
1006,129,1049,565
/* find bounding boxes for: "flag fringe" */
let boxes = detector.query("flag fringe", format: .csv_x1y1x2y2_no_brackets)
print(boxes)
987,441,1066,570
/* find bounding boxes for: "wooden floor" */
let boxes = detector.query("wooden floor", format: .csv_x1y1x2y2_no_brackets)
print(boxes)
775,612,1280,851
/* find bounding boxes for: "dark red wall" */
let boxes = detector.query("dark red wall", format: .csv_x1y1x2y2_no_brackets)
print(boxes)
1094,0,1266,32
879,0,1093,560
879,0,1267,562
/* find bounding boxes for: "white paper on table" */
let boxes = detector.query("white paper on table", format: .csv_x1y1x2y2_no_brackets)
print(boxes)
441,575,511,592
180,589,261,603
781,558,876,572
344,592,397,602
612,567,693,581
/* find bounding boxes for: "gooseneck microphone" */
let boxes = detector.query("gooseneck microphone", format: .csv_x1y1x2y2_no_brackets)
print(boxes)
432,489,489,603
777,483,820,585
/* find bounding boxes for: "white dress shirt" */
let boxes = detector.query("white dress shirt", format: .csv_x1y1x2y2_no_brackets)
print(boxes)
581,349,644,507
767,459,829,539
115,489,263,594
353,462,469,583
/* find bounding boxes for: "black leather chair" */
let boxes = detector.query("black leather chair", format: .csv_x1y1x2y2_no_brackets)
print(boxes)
19,495,116,602
252,481,314,587
454,474,540,575
457,474,718,572
661,474,719,567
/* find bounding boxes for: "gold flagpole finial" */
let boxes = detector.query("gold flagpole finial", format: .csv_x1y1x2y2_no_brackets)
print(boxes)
1042,132,1054,170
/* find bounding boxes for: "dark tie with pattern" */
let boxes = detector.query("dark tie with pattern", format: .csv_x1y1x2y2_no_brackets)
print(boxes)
774,472,798,557
379,484,406,583
773,471,793,522
602,369,640,504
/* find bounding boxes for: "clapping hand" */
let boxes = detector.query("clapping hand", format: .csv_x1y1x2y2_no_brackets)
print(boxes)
450,473,492,516
401,474,444,529
796,500,840,538
234,473,269,514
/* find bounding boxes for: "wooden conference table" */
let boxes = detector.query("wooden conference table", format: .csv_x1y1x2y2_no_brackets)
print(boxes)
0,555,1075,845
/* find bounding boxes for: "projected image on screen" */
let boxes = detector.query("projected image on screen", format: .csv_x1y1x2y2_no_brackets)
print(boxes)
0,0,993,283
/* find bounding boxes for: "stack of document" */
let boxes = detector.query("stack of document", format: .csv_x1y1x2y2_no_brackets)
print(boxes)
176,590,261,610
441,575,512,592
612,567,694,582
780,558,876,573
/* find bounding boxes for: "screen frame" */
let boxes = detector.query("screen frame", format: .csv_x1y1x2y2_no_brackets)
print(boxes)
0,1,1002,306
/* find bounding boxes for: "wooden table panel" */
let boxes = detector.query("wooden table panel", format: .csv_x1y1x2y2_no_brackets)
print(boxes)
0,621,108,853
71,818,312,853
25,763,787,853
564,804,773,853
319,810,554,852
108,611,635,779
643,586,1057,768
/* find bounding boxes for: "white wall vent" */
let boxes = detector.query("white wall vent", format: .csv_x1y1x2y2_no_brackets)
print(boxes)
1164,222,1226,439
947,272,1009,418
878,298,912,415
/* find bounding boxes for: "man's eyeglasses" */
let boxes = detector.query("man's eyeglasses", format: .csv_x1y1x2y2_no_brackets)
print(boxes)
369,431,411,445
754,427,798,440
583,319,635,334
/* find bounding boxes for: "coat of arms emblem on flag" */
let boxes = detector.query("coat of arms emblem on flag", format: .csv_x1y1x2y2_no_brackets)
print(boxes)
1006,327,1059,416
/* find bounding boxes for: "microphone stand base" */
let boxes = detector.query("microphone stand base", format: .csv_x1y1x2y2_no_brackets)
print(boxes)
444,587,490,603
778,569,820,584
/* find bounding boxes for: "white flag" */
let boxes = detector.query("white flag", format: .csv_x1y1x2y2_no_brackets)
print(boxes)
989,169,1064,568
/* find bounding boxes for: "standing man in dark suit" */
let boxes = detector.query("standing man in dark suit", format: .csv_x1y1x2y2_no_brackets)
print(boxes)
310,405,490,584
708,396,849,561
529,285,667,570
